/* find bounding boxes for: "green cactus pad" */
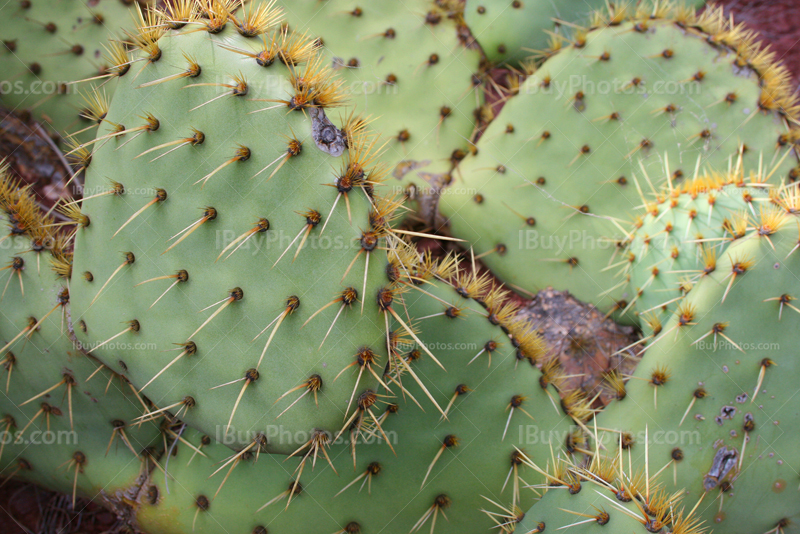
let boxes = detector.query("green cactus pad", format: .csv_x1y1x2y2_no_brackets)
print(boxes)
132,261,580,533
0,0,144,142
624,170,774,325
594,207,800,533
0,172,162,509
68,7,405,454
439,5,799,319
464,0,709,67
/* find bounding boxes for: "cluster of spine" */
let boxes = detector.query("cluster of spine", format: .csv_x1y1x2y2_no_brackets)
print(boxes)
1,1,799,533
619,164,776,325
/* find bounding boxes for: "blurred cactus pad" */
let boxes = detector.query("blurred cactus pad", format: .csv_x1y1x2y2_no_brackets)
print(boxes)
0,1,799,533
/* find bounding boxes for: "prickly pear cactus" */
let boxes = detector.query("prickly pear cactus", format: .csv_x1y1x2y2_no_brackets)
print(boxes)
465,0,709,67
439,5,799,318
68,4,410,454
0,170,162,511
623,169,774,324
131,261,581,534
0,0,145,142
594,205,800,533
516,450,708,534
281,0,484,210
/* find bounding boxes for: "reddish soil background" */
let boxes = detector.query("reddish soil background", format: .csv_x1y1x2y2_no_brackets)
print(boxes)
0,1,797,532
716,0,800,88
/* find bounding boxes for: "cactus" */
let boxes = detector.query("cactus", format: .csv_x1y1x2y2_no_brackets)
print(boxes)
591,203,800,533
1,1,799,533
623,168,773,327
439,4,799,319
67,8,405,454
130,263,580,534
515,448,708,534
0,0,146,142
463,0,707,67
280,0,484,209
0,168,162,512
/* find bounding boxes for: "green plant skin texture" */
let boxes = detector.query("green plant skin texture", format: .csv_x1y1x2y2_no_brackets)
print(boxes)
133,274,578,534
0,0,142,142
281,0,483,197
0,235,162,507
625,180,772,324
439,14,798,321
594,218,800,533
516,484,658,534
69,25,392,455
463,0,707,67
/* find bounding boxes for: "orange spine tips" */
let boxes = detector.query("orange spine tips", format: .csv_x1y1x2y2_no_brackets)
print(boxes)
286,138,303,156
187,129,205,146
232,146,252,162
285,295,300,312
336,173,355,194
307,374,323,392
233,1,282,37
510,395,526,408
254,219,270,233
355,347,377,367
376,287,394,311
676,303,696,326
